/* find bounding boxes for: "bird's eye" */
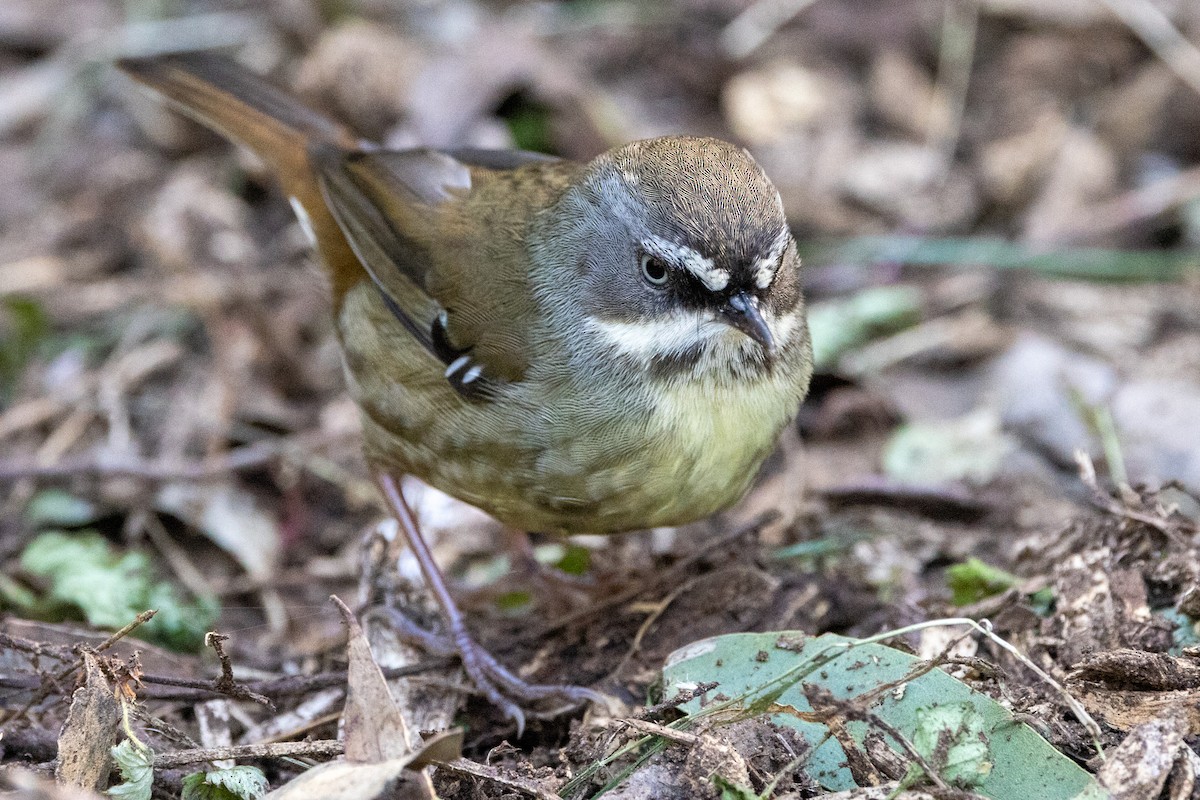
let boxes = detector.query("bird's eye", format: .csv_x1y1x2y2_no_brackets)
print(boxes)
640,253,669,286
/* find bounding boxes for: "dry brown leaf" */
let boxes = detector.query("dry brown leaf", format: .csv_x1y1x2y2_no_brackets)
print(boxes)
54,653,119,791
1097,708,1189,798
867,50,950,142
295,21,427,141
337,595,417,762
262,758,435,800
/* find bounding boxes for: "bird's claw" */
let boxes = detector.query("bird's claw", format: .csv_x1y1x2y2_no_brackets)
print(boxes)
375,605,605,736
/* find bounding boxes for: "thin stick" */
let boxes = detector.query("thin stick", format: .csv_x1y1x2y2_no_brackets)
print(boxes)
1098,0,1200,98
0,431,349,483
0,610,157,726
1047,163,1200,244
437,758,561,800
856,617,1106,758
927,0,979,162
720,0,819,59
515,511,779,645
151,739,344,768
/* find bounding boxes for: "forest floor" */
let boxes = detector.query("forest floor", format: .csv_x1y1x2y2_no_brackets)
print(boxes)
3,1,1200,798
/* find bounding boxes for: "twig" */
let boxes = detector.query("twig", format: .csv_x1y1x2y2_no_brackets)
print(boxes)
862,617,1106,759
638,682,720,720
0,631,74,662
206,632,273,709
820,476,986,520
0,610,157,726
1098,0,1200,99
1075,449,1193,538
927,0,978,164
1047,163,1200,245
87,610,158,657
437,758,561,800
151,739,345,768
620,718,703,746
1,659,455,704
516,511,779,644
720,0,819,59
863,712,952,792
602,573,706,684
0,430,351,483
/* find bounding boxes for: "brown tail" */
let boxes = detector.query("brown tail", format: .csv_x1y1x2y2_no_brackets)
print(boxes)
117,52,360,198
117,52,366,300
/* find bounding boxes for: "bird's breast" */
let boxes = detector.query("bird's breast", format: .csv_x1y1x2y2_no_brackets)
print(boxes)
340,282,808,533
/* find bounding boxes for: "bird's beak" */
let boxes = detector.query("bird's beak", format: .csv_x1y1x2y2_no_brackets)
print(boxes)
720,291,775,356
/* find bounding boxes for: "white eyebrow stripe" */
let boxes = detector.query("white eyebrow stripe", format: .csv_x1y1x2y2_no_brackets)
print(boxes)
643,235,730,292
753,228,791,289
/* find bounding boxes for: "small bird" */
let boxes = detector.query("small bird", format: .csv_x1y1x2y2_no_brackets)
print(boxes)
118,52,813,730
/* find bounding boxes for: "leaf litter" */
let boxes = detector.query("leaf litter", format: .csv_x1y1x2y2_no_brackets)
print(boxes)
3,0,1200,798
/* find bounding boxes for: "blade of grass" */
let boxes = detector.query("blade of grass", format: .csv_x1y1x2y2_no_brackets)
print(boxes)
803,234,1200,282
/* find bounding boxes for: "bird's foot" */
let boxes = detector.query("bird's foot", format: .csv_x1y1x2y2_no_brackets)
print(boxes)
505,529,596,600
373,605,605,735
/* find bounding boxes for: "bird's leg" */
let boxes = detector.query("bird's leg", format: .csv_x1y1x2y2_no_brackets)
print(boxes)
504,528,595,595
377,474,604,734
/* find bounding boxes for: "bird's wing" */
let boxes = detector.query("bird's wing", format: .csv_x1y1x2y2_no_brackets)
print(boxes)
313,146,570,399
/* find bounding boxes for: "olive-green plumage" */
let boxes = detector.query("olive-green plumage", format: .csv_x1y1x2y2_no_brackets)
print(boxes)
117,52,813,535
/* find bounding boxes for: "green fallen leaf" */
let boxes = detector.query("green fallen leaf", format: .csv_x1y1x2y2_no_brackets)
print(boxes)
496,589,533,613
946,558,1020,606
24,488,100,528
901,702,992,789
0,296,49,404
661,631,1107,799
19,530,217,650
554,542,592,576
883,410,1013,485
1162,608,1200,655
807,285,922,371
181,765,268,800
108,739,154,800
713,774,760,800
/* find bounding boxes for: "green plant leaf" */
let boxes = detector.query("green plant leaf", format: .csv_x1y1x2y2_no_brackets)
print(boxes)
143,580,220,651
661,631,1107,799
555,542,592,576
712,774,760,800
807,285,922,371
902,702,992,788
0,296,49,403
945,558,1020,606
108,739,154,800
24,488,100,528
181,766,268,800
19,530,217,649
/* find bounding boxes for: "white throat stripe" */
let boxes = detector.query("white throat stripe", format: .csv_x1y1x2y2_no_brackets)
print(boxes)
587,308,800,373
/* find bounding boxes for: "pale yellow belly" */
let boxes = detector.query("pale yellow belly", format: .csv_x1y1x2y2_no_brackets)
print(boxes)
340,285,806,534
